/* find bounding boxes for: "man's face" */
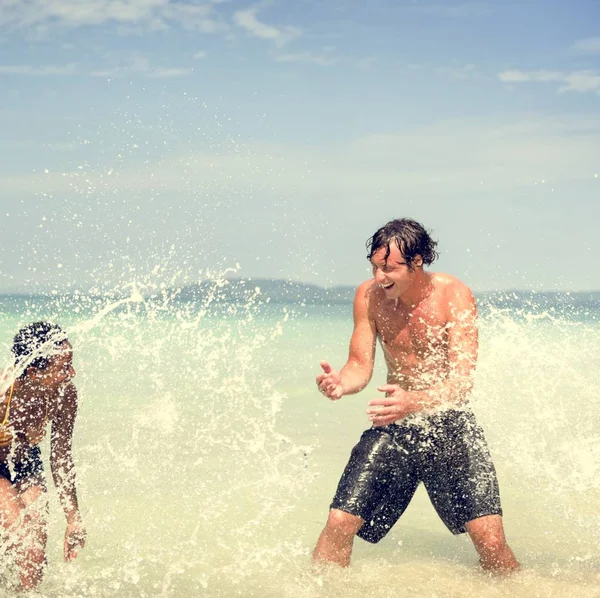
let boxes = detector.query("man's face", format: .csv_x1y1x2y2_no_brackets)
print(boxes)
370,243,415,299
36,341,76,387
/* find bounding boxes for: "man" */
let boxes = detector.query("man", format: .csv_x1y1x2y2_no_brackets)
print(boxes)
313,218,518,573
0,322,86,591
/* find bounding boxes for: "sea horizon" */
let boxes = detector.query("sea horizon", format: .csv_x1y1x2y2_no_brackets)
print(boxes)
0,277,598,299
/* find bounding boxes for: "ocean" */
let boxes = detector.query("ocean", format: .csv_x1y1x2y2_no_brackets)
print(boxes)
0,285,599,597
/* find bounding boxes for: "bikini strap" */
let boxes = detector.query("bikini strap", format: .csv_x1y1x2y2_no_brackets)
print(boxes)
1,384,14,427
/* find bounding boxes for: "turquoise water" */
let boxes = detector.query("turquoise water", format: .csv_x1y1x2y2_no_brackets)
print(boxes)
1,289,600,597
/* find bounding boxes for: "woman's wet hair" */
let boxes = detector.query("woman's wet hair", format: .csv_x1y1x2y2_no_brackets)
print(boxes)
11,322,68,379
366,218,439,269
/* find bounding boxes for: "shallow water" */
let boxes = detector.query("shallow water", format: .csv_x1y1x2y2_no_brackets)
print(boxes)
0,289,599,597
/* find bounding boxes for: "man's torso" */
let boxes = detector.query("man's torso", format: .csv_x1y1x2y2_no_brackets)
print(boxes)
367,272,456,390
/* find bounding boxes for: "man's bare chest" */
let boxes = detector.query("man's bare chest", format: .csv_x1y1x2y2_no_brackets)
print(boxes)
374,303,448,357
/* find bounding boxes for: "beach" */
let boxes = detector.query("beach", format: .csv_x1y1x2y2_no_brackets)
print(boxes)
0,288,599,596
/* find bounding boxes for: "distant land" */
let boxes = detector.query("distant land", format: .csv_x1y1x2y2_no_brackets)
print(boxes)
176,277,356,304
1,279,599,309
174,278,600,308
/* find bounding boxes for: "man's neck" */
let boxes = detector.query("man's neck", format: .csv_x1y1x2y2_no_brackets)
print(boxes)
398,269,432,307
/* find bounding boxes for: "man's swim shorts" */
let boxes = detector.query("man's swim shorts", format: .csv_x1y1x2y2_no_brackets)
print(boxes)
330,408,503,543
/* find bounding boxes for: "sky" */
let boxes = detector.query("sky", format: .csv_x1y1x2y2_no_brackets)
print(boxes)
0,0,599,294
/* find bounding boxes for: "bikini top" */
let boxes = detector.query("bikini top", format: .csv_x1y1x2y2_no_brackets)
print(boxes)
0,384,49,448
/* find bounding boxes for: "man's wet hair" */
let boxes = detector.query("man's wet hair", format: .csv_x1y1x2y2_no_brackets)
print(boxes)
366,218,439,269
11,322,68,379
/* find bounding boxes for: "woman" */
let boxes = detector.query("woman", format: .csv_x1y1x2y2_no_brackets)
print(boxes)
0,321,86,590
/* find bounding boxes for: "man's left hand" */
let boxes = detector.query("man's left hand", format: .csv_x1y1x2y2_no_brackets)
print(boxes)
367,384,420,426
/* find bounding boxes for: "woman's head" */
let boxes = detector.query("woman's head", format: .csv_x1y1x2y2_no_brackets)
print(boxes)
12,322,74,384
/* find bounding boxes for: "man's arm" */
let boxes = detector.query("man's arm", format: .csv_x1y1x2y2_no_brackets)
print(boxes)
317,281,377,399
50,383,86,560
368,282,478,424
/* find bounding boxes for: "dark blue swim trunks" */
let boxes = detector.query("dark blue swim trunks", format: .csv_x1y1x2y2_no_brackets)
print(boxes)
330,408,502,543
0,445,46,489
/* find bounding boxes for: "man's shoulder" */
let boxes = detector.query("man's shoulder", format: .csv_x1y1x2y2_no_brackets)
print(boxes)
430,273,476,320
353,280,382,313
354,279,382,302
431,272,473,295
356,279,377,294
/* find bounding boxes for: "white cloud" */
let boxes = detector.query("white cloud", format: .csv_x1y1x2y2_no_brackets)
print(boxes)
5,115,599,198
193,51,207,60
498,69,600,94
1,0,166,27
408,2,490,18
0,55,191,78
405,62,478,80
145,67,193,78
435,63,476,79
559,70,600,93
273,46,368,69
0,63,77,75
90,55,192,78
571,37,600,55
0,0,226,33
161,3,226,33
498,70,563,83
275,51,337,67
356,56,376,69
0,139,81,151
233,3,301,47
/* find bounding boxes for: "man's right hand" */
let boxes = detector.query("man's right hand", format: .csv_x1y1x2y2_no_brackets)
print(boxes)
316,361,345,400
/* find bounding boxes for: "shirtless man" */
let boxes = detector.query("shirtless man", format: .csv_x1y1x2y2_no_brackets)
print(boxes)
0,322,85,590
313,218,519,573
